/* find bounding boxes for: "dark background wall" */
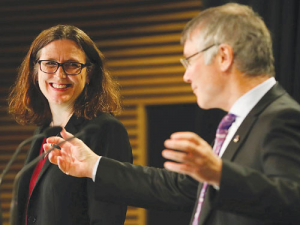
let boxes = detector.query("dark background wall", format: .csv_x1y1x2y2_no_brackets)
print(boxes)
147,104,224,225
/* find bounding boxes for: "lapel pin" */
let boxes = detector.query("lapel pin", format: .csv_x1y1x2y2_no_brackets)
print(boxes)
233,135,240,143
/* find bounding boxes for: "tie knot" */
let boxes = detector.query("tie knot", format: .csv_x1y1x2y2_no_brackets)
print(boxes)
218,113,236,130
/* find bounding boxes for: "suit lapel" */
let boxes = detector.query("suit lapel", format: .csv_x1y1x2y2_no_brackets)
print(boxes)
24,126,45,164
197,83,286,225
17,126,46,212
222,83,285,161
30,131,52,194
221,115,257,160
32,115,83,192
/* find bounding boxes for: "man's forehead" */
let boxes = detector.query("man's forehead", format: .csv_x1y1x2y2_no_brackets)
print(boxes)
183,34,201,56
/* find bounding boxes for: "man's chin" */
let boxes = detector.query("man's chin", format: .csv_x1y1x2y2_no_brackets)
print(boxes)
197,100,216,110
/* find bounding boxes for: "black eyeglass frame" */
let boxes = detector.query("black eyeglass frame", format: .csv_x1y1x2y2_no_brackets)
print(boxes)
180,44,219,69
37,60,90,75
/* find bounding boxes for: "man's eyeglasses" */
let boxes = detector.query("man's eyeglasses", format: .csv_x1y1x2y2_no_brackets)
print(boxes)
180,44,218,69
37,60,90,75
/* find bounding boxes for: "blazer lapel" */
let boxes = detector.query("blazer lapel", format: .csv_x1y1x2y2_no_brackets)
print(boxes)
32,115,83,192
24,126,45,164
221,115,257,160
196,83,287,225
17,127,44,198
30,130,53,193
222,83,285,161
36,157,50,184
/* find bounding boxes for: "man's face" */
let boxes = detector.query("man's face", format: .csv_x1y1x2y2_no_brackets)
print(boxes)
182,32,226,110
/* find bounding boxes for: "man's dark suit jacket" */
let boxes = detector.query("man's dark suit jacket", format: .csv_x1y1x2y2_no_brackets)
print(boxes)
16,113,133,225
94,84,300,225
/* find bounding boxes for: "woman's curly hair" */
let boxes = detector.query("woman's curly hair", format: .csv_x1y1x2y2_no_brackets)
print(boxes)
8,25,121,126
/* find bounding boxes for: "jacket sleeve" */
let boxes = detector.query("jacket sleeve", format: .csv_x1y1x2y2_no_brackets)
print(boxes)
94,157,198,212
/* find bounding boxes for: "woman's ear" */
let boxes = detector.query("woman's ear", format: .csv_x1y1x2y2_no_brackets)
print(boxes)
86,65,93,85
85,72,90,85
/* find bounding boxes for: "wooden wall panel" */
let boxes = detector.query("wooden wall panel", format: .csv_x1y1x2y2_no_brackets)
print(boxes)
0,0,201,224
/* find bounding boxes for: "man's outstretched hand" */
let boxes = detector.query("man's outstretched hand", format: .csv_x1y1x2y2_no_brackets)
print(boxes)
44,128,100,179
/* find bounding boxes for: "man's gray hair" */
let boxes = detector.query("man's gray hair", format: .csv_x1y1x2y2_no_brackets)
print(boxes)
181,3,275,77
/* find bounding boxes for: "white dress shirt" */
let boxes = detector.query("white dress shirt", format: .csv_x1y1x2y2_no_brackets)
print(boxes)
218,77,276,157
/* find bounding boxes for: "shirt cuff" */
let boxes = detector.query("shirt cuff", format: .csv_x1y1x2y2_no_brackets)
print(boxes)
213,185,220,190
92,156,101,182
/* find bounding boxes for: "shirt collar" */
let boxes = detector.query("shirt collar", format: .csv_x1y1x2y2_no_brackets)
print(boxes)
229,77,276,119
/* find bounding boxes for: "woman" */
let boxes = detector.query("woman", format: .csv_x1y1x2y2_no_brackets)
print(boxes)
8,25,132,225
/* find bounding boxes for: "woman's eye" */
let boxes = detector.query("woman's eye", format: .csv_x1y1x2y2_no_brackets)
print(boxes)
45,61,57,66
67,62,81,68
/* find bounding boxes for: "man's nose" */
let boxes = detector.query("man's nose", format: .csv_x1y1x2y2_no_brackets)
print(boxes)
183,70,191,83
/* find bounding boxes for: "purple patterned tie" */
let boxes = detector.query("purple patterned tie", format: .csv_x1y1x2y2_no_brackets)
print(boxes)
192,113,236,225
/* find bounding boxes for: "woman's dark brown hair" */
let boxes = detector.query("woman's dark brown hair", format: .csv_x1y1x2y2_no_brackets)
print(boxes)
8,25,121,126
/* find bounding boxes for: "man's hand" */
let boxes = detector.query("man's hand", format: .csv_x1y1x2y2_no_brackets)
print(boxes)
162,132,222,187
44,128,100,179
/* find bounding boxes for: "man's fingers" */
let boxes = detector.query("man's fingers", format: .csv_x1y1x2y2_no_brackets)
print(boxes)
162,149,205,170
57,157,66,173
162,149,190,163
60,128,73,139
60,128,85,147
164,139,200,155
43,143,51,152
170,132,204,144
57,152,71,175
48,149,61,165
46,136,64,145
164,161,209,184
164,161,195,176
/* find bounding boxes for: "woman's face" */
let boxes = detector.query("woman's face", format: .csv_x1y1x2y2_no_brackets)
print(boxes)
37,39,89,109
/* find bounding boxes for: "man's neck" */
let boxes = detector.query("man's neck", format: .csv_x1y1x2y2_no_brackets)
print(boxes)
221,72,271,112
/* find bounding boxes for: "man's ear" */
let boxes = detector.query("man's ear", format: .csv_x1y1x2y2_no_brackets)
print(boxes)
217,43,234,72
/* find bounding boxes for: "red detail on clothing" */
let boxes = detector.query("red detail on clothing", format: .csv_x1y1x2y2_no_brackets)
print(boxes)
26,138,47,224
28,138,47,197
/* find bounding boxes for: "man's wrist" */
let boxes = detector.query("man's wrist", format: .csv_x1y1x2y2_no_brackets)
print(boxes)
210,158,222,187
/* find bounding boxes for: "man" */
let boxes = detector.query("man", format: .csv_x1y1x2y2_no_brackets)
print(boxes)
46,3,300,224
